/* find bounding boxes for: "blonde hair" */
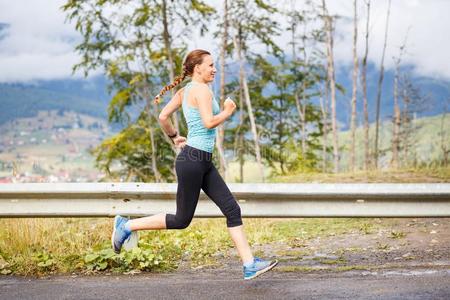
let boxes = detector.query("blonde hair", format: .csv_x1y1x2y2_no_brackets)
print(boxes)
153,49,211,104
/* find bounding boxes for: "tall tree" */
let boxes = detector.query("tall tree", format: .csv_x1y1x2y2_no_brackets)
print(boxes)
229,0,282,182
248,54,324,175
232,79,247,182
322,0,339,173
361,0,371,171
319,82,330,172
397,73,427,168
216,0,229,178
62,0,215,182
161,0,180,134
391,33,408,169
288,2,306,154
350,0,359,172
233,34,265,181
287,0,324,161
374,0,391,169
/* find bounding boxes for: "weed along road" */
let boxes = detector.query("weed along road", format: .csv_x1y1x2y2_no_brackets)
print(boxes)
1,269,450,299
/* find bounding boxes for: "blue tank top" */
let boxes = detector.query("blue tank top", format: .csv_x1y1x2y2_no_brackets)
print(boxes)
182,81,220,153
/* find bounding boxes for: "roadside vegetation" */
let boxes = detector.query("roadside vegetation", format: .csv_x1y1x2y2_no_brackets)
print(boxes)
0,217,383,276
1,167,447,277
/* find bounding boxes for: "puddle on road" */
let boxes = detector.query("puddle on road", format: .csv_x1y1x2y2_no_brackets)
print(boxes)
368,269,450,277
344,268,450,278
383,270,438,276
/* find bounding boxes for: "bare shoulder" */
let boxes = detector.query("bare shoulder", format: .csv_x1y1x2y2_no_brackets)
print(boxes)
175,87,185,96
173,87,185,104
191,83,212,100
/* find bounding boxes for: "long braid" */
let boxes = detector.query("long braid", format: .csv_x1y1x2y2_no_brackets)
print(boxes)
153,69,187,104
153,49,210,104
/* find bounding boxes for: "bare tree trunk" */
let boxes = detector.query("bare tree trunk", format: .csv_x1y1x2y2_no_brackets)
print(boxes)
142,88,162,182
440,101,450,167
361,0,371,171
162,0,179,133
401,88,410,167
319,83,329,172
148,124,162,182
233,74,245,183
322,0,339,173
238,81,245,182
391,61,401,169
290,7,307,155
294,93,306,153
239,133,244,182
350,0,359,172
300,23,309,155
374,0,391,169
216,0,228,178
412,112,418,168
278,95,285,174
233,34,265,182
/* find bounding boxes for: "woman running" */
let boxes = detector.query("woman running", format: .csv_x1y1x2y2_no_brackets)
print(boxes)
111,49,277,280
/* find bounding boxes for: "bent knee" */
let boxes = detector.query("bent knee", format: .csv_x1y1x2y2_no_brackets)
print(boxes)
172,218,192,229
166,214,192,229
225,202,242,227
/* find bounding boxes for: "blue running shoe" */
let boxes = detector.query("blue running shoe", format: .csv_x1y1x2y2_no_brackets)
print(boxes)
111,215,132,254
243,257,278,280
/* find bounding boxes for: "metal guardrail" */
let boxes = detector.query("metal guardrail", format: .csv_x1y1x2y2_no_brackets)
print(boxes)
0,183,449,218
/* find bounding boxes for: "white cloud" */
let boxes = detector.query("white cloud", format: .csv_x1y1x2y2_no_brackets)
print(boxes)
0,0,85,82
0,0,449,82
326,0,450,80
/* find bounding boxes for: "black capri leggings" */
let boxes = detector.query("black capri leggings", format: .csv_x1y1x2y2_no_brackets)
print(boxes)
165,144,243,229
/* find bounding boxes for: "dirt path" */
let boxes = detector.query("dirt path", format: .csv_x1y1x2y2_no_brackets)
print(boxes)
194,218,450,274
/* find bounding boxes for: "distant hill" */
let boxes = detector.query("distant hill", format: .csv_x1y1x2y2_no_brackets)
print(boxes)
0,62,449,129
332,63,450,130
0,77,110,126
338,113,449,171
1,109,447,182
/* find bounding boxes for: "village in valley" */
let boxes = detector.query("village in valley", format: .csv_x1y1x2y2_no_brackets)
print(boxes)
0,110,110,183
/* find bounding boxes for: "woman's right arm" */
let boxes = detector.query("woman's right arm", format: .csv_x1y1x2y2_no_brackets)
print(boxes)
158,88,184,136
195,85,236,129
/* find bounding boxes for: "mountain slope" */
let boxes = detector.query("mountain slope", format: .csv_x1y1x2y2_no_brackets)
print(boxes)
0,78,110,126
0,62,448,129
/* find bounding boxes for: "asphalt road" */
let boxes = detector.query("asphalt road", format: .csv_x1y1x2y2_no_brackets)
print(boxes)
1,268,449,300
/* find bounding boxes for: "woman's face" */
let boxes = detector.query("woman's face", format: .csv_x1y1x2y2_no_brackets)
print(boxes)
194,55,216,83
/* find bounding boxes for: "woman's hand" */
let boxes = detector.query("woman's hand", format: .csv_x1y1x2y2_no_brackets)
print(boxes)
172,135,187,149
224,97,237,115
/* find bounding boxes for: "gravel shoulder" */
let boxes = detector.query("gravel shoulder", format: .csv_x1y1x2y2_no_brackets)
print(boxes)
188,217,450,275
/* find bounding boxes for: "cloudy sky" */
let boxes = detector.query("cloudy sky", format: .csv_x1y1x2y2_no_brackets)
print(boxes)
0,0,448,83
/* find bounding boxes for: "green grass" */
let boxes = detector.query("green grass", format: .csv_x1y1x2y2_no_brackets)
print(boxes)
389,230,407,239
0,217,388,276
